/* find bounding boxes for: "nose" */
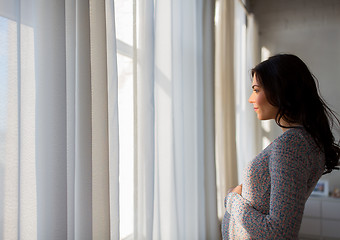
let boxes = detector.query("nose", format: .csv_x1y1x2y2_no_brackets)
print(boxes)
248,92,255,103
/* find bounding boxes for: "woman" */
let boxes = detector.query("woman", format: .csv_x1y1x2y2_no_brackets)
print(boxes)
222,54,340,239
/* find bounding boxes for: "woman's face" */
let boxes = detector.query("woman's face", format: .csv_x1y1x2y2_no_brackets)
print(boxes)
248,75,278,120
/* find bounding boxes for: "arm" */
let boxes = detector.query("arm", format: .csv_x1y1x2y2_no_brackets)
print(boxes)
226,134,309,239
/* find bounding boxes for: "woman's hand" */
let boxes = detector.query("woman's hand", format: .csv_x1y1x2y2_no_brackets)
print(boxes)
230,184,242,195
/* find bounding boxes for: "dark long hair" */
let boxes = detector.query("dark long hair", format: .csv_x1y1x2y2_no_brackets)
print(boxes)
251,54,340,174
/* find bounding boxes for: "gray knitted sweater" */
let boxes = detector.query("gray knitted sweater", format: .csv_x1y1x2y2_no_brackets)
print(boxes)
222,127,325,239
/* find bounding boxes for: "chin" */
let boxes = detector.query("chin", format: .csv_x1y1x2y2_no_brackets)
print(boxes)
257,114,271,121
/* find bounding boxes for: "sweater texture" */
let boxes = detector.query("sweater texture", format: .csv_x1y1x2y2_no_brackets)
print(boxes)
222,127,325,239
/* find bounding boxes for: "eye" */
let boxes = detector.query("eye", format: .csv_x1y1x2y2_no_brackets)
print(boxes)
253,89,259,93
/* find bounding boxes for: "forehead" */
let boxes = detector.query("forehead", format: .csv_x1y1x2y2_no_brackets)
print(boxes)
252,74,260,86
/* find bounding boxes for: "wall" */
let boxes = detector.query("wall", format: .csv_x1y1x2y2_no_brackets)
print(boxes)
249,0,340,192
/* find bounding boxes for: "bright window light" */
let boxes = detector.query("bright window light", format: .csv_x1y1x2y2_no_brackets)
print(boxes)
115,0,134,239
261,46,270,61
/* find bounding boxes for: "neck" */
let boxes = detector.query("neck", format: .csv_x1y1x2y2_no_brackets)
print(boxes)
280,122,303,132
279,119,303,132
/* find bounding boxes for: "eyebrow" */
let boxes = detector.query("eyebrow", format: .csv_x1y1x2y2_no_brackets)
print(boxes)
252,84,260,89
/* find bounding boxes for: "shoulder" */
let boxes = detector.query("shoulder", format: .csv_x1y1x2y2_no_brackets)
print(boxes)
268,127,322,175
271,127,316,155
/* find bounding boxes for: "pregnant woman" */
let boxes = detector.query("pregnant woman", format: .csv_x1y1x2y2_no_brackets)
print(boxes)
222,54,340,239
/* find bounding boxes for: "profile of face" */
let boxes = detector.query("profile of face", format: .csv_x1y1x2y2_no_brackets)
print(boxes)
248,75,278,120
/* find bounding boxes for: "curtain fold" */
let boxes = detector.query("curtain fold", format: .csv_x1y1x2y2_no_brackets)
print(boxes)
90,0,111,239
202,0,219,237
234,0,259,184
73,0,93,238
214,0,238,221
135,0,155,239
35,0,67,239
246,13,261,154
104,0,120,239
65,0,76,238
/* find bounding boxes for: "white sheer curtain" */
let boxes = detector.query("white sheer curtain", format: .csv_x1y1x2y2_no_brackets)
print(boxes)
245,13,261,154
0,0,218,239
0,0,119,239
135,0,218,239
214,0,238,222
214,0,261,227
234,2,262,184
234,0,259,184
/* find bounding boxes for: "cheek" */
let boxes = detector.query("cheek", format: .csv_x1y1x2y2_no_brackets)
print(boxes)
256,93,266,106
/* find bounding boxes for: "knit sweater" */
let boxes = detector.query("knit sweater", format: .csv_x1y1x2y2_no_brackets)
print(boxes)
222,127,325,239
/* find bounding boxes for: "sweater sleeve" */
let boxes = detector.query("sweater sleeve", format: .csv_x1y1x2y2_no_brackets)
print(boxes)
226,133,309,239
